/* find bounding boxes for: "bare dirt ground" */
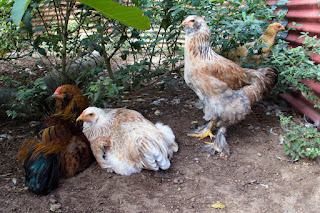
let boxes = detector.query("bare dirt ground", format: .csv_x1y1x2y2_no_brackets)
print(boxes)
1,58,320,213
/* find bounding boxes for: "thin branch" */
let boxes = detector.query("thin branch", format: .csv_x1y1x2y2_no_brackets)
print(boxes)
35,7,56,68
0,51,34,61
141,63,184,88
69,10,89,34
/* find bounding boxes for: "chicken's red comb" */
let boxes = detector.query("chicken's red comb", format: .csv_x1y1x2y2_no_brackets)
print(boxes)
54,86,62,94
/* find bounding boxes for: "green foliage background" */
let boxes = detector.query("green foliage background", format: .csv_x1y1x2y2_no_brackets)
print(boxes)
1,0,320,160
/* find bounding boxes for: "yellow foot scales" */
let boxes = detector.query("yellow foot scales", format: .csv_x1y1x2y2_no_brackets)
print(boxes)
187,121,215,140
187,129,215,140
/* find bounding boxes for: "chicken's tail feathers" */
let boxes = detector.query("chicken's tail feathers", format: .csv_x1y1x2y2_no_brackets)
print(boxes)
18,137,64,195
264,67,278,84
138,122,178,171
242,66,278,106
23,152,61,195
155,122,178,157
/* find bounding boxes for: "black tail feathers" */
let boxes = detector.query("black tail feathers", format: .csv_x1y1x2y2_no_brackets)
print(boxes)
24,153,61,195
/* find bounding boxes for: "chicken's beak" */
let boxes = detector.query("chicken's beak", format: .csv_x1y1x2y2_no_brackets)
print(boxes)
52,92,62,99
76,115,83,122
280,26,286,31
179,20,187,28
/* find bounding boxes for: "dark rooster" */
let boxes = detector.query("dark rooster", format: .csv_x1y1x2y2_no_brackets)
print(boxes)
17,85,94,195
181,15,278,157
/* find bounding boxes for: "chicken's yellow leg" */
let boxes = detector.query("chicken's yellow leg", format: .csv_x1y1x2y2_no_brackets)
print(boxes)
187,121,215,140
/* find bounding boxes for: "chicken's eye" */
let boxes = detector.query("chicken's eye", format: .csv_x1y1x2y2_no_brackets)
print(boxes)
190,19,195,23
88,113,94,116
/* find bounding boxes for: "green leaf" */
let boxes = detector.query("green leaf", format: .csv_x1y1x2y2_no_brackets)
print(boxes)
77,0,150,30
11,0,32,25
33,27,45,33
0,0,7,7
37,47,47,56
24,11,32,34
242,11,246,20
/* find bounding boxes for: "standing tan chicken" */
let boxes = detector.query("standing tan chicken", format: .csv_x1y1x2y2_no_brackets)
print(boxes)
228,22,285,65
180,15,278,157
77,107,178,175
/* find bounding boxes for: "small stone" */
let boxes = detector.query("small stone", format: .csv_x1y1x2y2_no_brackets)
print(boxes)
170,98,180,105
12,178,17,185
257,153,262,157
173,177,184,184
49,195,57,204
152,98,167,105
135,98,145,102
154,110,161,116
29,121,40,128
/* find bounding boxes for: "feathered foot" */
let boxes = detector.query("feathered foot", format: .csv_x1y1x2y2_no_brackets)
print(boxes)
201,127,230,157
186,121,215,140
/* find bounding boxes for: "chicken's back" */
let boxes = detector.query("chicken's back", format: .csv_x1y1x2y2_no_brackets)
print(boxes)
108,109,177,174
85,108,178,175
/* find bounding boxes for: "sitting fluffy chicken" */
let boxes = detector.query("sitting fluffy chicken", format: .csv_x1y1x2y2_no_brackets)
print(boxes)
181,15,278,156
77,107,178,175
228,22,285,65
17,85,94,195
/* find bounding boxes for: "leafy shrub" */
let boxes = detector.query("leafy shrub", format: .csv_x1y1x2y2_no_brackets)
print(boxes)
280,115,320,160
2,0,289,118
6,78,51,118
269,31,320,160
85,77,124,108
184,0,288,67
270,32,320,108
113,60,165,90
0,0,32,59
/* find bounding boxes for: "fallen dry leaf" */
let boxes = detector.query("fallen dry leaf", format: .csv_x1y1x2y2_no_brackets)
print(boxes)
211,202,226,209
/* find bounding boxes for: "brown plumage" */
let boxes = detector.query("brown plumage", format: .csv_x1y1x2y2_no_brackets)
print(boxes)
228,22,285,65
77,107,178,175
181,15,278,156
17,85,94,195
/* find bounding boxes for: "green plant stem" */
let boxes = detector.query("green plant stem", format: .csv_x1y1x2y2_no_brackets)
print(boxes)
35,7,55,68
101,46,115,79
148,23,162,72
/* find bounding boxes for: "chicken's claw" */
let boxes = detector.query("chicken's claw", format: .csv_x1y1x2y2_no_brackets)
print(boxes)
187,130,215,140
186,121,215,140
